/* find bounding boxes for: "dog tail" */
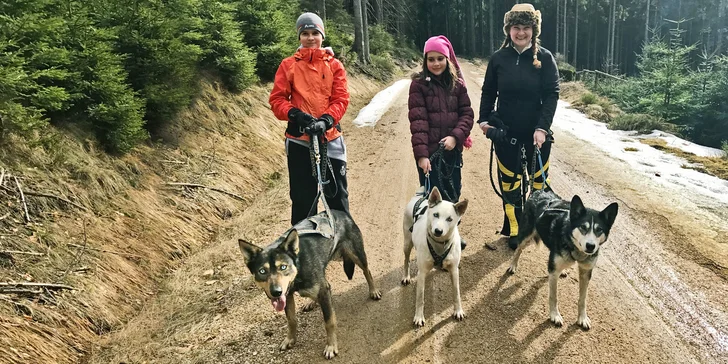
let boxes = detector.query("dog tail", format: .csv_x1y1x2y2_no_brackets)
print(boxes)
343,258,355,280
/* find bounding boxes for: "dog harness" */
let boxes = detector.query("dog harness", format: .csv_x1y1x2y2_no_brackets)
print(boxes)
409,196,428,232
293,214,335,240
426,234,452,268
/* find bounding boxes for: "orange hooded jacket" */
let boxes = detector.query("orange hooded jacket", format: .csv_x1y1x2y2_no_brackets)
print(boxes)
269,47,350,142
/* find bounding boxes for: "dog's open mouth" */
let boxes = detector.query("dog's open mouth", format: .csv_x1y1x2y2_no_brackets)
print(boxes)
271,296,286,312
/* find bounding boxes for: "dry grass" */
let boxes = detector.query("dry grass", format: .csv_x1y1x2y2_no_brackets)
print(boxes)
0,69,395,364
640,138,728,180
560,82,622,123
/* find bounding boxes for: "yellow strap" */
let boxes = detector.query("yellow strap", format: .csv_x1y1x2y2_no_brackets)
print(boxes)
505,204,519,236
501,179,521,192
497,159,516,178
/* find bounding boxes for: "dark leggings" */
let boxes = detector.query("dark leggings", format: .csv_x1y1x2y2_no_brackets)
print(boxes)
287,141,349,225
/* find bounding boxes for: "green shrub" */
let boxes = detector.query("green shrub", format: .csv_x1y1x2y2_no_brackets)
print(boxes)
580,92,599,105
236,0,298,81
368,25,395,56
608,114,675,134
197,1,258,92
364,54,396,81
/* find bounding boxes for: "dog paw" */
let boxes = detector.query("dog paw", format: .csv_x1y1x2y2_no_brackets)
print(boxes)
370,289,382,300
549,311,564,327
577,315,591,330
323,344,338,359
506,265,517,275
401,276,412,286
452,309,465,321
279,337,296,350
413,315,425,327
302,300,318,312
560,271,568,278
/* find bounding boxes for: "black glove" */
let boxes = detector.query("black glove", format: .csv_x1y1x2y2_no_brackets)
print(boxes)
305,120,327,135
486,127,508,143
288,107,316,128
488,110,505,129
318,114,335,130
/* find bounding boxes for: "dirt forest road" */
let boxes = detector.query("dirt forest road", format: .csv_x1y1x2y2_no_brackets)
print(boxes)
92,62,728,364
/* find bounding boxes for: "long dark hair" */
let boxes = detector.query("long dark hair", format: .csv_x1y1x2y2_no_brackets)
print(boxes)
412,55,460,92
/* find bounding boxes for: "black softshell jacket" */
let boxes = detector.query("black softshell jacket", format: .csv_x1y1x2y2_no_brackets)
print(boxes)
479,46,560,139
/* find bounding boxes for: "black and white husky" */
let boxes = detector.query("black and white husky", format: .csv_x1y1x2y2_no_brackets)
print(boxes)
402,186,468,327
507,189,618,330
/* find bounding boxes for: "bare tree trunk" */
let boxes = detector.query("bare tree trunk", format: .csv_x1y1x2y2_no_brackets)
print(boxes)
489,0,495,53
374,0,383,24
362,0,371,62
445,0,450,37
563,0,568,58
353,0,365,63
556,0,561,54
610,0,616,70
717,0,726,55
319,0,326,22
645,0,651,43
468,0,476,55
574,0,579,66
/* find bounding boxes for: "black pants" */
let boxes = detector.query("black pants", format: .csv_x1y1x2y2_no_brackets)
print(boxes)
417,149,463,203
287,141,349,225
494,138,552,236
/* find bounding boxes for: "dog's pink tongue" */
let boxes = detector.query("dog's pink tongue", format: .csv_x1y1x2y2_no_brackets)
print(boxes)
271,296,286,312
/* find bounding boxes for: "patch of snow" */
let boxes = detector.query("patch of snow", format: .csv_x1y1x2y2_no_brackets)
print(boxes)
352,79,411,127
555,100,728,204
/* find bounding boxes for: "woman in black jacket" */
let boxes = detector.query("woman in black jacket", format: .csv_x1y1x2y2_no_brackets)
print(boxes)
478,3,560,250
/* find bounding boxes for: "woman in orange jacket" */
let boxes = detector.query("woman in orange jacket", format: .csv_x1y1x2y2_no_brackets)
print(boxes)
269,12,351,225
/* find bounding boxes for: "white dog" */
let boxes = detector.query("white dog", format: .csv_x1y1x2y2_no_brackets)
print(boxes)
401,186,468,327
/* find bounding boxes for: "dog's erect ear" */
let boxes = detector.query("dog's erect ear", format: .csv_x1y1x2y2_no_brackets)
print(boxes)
238,239,262,264
569,195,586,224
600,202,619,229
428,186,442,206
454,199,468,216
279,229,300,256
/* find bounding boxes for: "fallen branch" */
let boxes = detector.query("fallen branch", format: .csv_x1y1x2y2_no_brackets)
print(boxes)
67,243,143,258
0,250,44,256
161,159,187,164
165,182,245,201
0,288,43,295
0,168,5,186
0,282,75,291
13,176,30,223
0,185,88,211
0,213,10,221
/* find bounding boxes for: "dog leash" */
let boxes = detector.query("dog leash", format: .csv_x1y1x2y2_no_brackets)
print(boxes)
528,146,551,194
429,143,460,202
307,130,337,254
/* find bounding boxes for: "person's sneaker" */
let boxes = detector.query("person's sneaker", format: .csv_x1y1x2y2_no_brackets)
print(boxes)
508,236,519,250
460,238,467,251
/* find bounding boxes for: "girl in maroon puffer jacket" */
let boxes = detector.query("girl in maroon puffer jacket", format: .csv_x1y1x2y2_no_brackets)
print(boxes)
408,35,474,204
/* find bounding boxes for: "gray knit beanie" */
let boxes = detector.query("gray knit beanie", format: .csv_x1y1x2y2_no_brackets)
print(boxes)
296,12,325,39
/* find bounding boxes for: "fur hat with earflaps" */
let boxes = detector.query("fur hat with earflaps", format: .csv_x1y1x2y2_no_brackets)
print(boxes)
502,3,542,68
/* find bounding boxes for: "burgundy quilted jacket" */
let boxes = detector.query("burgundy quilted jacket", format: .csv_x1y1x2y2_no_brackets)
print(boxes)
408,76,474,161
